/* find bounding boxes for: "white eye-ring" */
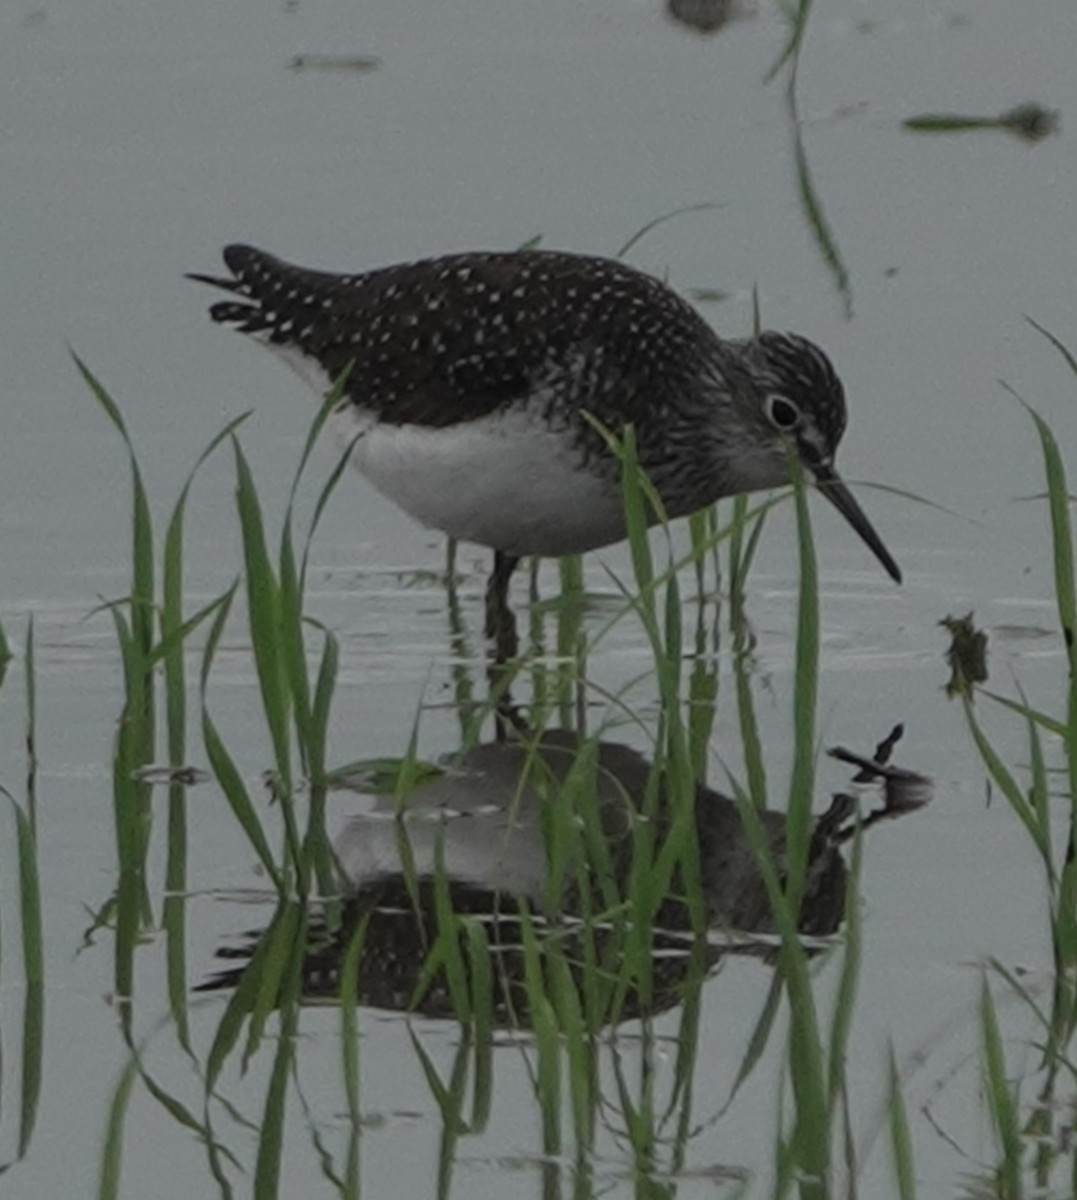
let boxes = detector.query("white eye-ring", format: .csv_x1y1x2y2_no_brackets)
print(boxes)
765,393,801,431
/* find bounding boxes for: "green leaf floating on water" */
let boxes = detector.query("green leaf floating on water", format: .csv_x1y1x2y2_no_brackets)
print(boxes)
903,103,1059,144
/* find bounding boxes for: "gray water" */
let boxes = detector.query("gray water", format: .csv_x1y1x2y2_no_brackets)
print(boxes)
1,0,1075,1195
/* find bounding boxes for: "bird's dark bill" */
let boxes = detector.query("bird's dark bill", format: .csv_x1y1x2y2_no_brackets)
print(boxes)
811,464,902,584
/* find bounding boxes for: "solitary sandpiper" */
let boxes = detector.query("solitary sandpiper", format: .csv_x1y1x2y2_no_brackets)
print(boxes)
190,245,901,655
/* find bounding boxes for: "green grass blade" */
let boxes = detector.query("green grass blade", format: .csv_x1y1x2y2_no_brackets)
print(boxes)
765,0,813,84
198,579,238,696
162,408,253,737
300,432,364,597
204,902,296,1090
887,1044,918,1200
980,975,1023,1198
961,697,1047,858
464,920,494,1131
97,1054,139,1200
339,913,367,1200
518,904,563,1159
252,910,307,1200
789,100,851,319
730,498,769,811
0,614,10,688
287,375,352,518
251,1047,293,1199
202,711,282,891
242,903,304,1073
1021,683,1055,885
232,439,291,788
1025,405,1076,647
278,524,313,766
162,472,192,1049
786,457,819,912
827,827,862,1115
13,799,44,1155
309,628,339,786
980,688,1066,738
149,591,240,671
1026,316,1077,380
73,352,132,442
24,617,37,832
431,836,471,1022
733,787,828,1187
723,967,784,1112
764,0,852,318
614,202,721,260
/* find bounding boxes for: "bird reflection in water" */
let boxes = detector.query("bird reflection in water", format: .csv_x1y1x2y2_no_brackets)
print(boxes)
201,730,929,1025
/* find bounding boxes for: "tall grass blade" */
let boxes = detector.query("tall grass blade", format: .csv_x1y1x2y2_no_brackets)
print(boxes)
97,1054,139,1200
13,799,43,1157
723,967,784,1111
79,360,160,1024
232,439,292,789
286,375,352,519
961,698,1048,860
827,827,862,1115
431,835,471,1022
464,921,494,1131
734,787,828,1190
763,2,853,317
730,497,769,810
786,457,819,911
765,0,813,84
791,110,852,319
615,202,721,260
24,618,37,832
1026,316,1077,380
0,615,10,690
299,433,364,597
242,902,304,1073
339,914,368,1200
162,462,194,1050
204,906,290,1092
887,1044,918,1200
252,909,307,1200
435,1037,474,1200
1023,405,1076,649
1021,685,1055,887
979,975,1023,1199
303,627,341,902
202,712,282,891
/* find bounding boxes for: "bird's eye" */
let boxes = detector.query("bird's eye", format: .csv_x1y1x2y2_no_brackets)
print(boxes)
765,394,801,431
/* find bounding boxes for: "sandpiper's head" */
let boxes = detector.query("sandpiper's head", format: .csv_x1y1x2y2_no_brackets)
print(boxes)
732,331,902,584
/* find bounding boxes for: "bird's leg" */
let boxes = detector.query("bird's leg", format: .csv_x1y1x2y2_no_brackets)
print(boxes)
484,551,520,664
484,551,527,740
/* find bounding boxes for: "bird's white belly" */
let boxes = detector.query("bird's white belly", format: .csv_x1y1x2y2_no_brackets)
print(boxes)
333,404,628,558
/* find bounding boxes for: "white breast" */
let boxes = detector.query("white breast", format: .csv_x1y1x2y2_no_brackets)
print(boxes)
257,339,629,556
334,402,629,558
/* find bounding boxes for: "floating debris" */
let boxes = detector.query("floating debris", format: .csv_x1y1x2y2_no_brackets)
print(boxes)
687,288,732,304
940,612,989,699
666,0,752,35
133,764,211,787
903,102,1059,144
288,54,381,74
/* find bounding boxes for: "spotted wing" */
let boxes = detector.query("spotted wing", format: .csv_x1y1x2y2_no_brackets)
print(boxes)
189,244,718,431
